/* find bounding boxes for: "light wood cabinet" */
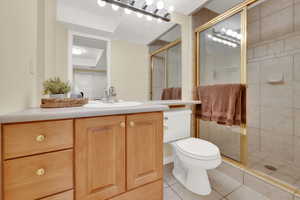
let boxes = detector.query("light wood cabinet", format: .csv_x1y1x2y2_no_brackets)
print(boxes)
126,113,163,190
1,112,163,200
75,116,126,200
4,150,73,200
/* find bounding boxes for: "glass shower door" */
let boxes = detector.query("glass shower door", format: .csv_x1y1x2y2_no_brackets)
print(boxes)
198,13,242,162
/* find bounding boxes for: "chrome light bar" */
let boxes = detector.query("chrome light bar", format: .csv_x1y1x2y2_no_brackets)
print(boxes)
102,0,171,22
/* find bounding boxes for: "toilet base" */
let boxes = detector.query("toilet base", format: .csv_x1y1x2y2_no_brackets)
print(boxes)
172,168,212,196
172,155,212,196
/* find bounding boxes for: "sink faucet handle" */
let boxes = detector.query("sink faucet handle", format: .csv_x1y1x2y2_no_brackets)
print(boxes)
109,86,117,97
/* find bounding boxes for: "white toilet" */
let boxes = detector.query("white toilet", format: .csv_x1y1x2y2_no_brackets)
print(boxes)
164,109,221,195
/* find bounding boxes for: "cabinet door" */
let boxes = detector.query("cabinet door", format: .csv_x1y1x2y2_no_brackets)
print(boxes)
75,116,126,200
126,112,163,190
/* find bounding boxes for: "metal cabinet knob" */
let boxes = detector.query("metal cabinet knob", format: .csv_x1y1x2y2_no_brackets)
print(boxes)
120,122,126,128
129,121,135,127
36,168,45,176
36,135,46,142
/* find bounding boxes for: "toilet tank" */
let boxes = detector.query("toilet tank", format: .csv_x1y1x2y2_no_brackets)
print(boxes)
164,109,192,143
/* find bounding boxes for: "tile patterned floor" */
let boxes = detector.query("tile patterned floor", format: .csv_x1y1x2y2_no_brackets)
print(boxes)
163,163,270,200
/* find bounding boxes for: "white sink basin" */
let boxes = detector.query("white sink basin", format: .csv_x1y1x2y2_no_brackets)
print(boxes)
84,101,143,108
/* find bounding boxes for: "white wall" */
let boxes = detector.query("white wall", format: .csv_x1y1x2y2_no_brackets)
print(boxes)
110,40,150,101
0,0,69,114
0,0,38,114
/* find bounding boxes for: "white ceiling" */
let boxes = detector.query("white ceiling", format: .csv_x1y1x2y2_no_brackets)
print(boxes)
57,0,210,44
204,0,245,14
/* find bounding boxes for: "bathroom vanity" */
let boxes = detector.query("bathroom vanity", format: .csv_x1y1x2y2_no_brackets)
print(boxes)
0,104,167,200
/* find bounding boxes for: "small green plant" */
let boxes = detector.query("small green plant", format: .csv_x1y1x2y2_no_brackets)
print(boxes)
43,77,71,95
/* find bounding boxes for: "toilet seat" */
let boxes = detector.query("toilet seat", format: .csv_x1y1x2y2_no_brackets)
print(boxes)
174,138,220,161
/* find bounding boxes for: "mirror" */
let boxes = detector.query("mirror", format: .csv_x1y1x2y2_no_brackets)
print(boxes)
72,35,108,100
149,25,182,100
56,0,182,101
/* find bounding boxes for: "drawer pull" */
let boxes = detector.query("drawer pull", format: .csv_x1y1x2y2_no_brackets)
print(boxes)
36,135,46,142
36,168,45,176
120,122,126,128
129,121,135,127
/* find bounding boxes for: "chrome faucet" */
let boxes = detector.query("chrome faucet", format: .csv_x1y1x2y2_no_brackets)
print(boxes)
103,86,117,103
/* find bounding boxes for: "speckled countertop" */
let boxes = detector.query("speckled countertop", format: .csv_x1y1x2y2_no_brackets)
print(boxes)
0,100,201,124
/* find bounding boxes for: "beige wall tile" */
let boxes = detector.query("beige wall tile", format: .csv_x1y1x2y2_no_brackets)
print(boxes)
294,136,300,167
261,130,294,162
254,45,267,58
244,172,294,200
247,128,260,153
295,109,300,137
248,21,260,45
260,56,293,83
247,62,260,84
293,82,300,108
285,35,300,51
247,48,254,60
261,84,293,108
267,40,284,56
247,84,260,106
248,5,260,23
261,7,293,41
261,107,293,135
247,106,260,128
294,54,300,82
260,0,293,18
295,3,300,31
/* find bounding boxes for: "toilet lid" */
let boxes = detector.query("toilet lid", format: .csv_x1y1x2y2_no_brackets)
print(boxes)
174,138,220,160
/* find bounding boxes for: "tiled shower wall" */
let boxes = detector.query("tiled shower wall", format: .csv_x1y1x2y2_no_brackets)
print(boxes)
247,0,300,185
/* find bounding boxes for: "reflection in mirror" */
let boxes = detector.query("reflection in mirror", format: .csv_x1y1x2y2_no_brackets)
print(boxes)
149,25,182,100
72,35,108,100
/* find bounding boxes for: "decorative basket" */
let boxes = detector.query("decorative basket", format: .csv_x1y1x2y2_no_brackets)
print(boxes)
41,98,89,108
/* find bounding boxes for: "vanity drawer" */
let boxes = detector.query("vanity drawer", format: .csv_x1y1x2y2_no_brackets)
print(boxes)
3,120,73,159
40,190,74,200
4,150,74,200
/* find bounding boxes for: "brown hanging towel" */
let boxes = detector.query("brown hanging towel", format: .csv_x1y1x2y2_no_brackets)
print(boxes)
195,84,246,126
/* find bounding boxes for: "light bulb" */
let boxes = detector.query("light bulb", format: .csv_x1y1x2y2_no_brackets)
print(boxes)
136,12,143,18
124,8,132,14
112,4,119,11
97,0,106,7
156,1,164,9
168,5,175,12
145,0,153,5
157,18,162,23
147,15,153,21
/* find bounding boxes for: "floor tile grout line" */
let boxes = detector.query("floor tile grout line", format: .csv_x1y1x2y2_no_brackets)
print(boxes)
222,185,243,199
168,182,184,200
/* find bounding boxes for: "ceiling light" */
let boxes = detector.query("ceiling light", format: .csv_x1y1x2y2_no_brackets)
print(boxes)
72,47,86,55
124,8,132,14
156,1,164,9
145,0,153,5
97,0,106,7
112,4,119,11
168,5,175,12
136,12,143,18
147,15,153,21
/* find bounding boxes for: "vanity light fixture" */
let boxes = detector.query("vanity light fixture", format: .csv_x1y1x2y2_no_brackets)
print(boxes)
112,4,119,11
97,0,173,22
97,0,106,7
207,34,238,48
72,47,87,55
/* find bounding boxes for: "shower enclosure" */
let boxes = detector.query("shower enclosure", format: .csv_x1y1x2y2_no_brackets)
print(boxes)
195,0,300,192
150,40,182,100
